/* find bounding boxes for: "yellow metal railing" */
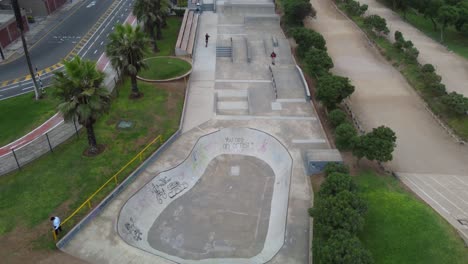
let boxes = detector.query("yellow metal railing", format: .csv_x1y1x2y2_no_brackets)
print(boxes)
52,135,163,241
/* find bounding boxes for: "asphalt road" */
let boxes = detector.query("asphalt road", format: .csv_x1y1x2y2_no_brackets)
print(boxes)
0,0,136,100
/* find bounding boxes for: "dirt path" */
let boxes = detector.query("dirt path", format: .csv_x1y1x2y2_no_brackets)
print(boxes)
307,0,468,240
359,0,468,97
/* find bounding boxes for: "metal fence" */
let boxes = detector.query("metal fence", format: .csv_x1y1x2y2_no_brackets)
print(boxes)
0,119,81,176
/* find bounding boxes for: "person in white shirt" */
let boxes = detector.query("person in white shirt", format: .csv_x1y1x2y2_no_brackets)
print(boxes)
50,216,62,235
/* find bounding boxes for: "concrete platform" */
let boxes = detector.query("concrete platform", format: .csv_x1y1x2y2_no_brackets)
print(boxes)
118,128,292,263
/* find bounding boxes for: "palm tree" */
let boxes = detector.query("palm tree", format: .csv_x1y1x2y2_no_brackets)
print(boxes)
52,56,111,155
106,24,150,98
133,0,160,52
133,0,169,45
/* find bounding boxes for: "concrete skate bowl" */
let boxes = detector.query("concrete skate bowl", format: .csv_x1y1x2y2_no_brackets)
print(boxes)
117,127,292,264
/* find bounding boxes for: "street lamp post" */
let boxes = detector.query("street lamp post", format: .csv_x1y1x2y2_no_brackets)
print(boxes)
11,0,41,100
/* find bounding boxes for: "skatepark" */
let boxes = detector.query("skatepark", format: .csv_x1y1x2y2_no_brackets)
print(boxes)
52,0,468,263
58,1,335,263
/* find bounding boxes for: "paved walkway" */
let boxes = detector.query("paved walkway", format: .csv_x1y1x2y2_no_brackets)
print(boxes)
308,0,468,241
60,2,331,263
359,0,468,97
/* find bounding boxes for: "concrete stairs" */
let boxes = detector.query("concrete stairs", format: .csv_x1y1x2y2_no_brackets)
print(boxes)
215,89,250,115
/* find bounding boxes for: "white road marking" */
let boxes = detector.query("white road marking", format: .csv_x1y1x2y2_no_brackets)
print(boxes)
100,41,104,45
112,26,115,30
22,86,34,91
94,50,98,54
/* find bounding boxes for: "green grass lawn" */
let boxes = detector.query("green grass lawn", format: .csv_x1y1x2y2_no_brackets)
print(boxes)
139,57,191,80
401,10,468,59
145,16,182,57
356,172,468,264
0,80,184,235
0,16,182,148
0,94,58,146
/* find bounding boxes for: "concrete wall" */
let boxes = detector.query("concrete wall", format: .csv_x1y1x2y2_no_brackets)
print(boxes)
0,11,29,48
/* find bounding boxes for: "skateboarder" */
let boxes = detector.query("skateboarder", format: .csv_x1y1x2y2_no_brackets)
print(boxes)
270,51,277,65
205,33,210,47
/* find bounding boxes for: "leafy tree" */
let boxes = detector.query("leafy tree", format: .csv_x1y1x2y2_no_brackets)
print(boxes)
364,15,390,35
319,172,356,196
106,24,151,98
316,74,355,109
335,122,358,151
437,5,459,41
423,0,444,31
428,82,447,97
320,230,374,264
310,190,367,237
52,56,111,155
405,46,420,62
442,92,468,115
328,108,347,127
283,0,316,26
344,0,368,17
304,47,334,77
353,126,397,162
291,27,327,57
454,1,468,32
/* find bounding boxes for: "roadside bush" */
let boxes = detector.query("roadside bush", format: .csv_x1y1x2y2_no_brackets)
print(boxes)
304,47,334,77
335,122,358,151
320,230,374,264
283,0,316,26
311,190,367,237
421,63,436,73
442,92,468,115
324,163,350,176
393,31,419,62
328,108,347,127
352,126,397,162
291,27,327,56
316,74,355,109
319,172,356,196
364,15,390,35
343,0,368,17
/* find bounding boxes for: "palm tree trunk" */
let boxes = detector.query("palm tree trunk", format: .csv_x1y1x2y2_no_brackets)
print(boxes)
149,25,159,52
130,74,140,97
156,21,163,40
86,122,98,154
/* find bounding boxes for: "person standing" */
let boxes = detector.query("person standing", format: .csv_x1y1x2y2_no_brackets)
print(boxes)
50,216,62,235
205,33,210,47
270,51,277,65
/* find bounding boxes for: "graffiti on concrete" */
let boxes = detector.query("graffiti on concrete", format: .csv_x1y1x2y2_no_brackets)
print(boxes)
124,217,143,241
223,137,254,152
168,181,189,198
151,182,167,204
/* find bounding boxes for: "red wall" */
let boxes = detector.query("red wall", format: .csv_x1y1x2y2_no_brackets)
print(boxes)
0,16,29,49
45,0,67,14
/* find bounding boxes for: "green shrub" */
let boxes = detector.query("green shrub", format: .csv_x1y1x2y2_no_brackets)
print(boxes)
441,92,468,115
335,122,358,151
421,63,436,73
291,27,327,57
320,230,374,264
304,47,334,77
324,163,350,177
364,15,390,35
283,0,316,26
319,172,356,196
317,74,355,110
328,108,347,127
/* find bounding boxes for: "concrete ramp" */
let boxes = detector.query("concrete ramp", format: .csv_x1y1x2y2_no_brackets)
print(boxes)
117,127,292,264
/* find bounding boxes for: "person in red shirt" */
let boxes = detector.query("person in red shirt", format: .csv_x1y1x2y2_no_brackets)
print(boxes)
270,51,277,65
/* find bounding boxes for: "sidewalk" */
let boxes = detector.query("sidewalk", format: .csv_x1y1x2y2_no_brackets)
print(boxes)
0,0,85,64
